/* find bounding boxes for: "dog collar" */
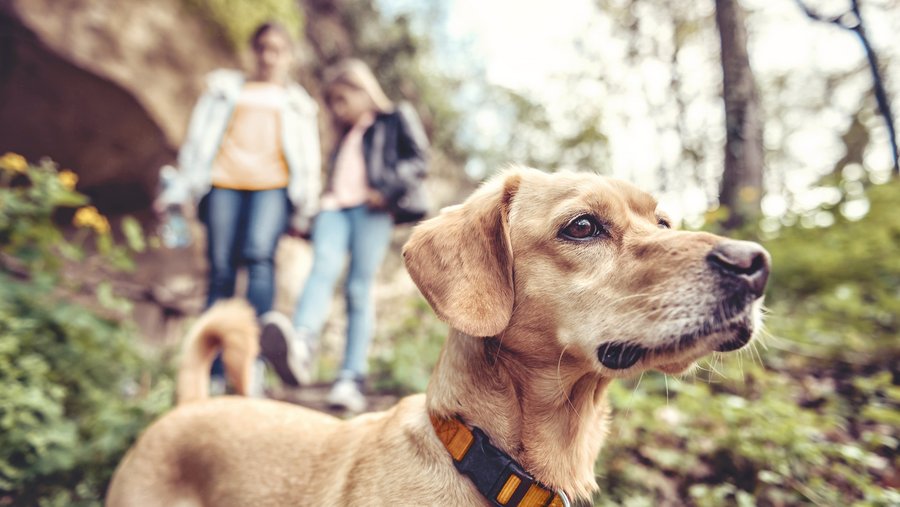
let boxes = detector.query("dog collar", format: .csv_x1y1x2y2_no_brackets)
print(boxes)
430,415,571,507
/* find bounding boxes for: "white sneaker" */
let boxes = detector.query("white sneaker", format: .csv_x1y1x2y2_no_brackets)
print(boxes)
209,375,227,396
259,312,313,386
247,358,267,398
326,378,367,413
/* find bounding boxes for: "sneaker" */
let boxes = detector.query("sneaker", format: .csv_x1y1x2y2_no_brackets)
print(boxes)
209,374,227,396
247,358,267,398
326,378,367,413
259,311,312,387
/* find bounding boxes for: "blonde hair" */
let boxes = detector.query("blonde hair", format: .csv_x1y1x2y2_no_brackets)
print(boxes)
323,59,393,113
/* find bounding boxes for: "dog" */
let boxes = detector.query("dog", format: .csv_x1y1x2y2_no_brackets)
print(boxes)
106,167,770,506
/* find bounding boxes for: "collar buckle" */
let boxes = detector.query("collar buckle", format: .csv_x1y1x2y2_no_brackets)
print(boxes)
432,416,571,507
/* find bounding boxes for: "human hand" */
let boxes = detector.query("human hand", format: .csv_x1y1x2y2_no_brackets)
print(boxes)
153,197,191,219
288,214,314,240
366,189,387,211
286,226,312,240
152,196,169,217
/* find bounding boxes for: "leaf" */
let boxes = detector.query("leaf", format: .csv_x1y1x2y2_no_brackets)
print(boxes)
120,216,146,253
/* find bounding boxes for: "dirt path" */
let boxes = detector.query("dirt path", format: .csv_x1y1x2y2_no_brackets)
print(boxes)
267,384,400,416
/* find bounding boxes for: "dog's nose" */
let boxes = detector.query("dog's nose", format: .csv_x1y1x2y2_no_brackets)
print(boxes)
707,240,771,297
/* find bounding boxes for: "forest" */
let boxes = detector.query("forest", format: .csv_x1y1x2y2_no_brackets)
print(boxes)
0,0,898,505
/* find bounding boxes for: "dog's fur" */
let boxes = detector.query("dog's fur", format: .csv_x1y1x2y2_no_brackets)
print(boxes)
106,167,770,506
176,299,260,405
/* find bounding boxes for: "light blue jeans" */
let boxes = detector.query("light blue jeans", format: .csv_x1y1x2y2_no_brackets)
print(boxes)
293,205,394,380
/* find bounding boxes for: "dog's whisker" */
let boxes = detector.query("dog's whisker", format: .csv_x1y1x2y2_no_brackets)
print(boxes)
622,371,645,420
705,361,716,382
663,374,670,406
613,371,645,441
693,364,705,382
748,342,763,367
707,355,725,380
603,290,670,306
756,329,772,351
555,344,581,420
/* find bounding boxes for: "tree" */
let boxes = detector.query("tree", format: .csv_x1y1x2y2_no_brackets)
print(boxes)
794,0,899,177
714,0,764,229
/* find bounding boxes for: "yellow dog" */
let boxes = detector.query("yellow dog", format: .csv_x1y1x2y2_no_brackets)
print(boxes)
107,167,770,506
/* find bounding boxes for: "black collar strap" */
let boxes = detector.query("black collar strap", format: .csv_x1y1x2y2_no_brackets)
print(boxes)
430,415,571,507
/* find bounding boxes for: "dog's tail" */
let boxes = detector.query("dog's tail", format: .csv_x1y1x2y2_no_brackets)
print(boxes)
176,299,260,405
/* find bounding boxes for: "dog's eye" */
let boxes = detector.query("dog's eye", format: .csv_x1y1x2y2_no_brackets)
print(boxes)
561,215,604,240
658,218,671,229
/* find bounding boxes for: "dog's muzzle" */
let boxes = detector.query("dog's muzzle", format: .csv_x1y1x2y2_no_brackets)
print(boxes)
597,240,771,370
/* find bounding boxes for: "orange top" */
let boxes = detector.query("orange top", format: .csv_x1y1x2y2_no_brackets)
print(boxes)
211,82,290,191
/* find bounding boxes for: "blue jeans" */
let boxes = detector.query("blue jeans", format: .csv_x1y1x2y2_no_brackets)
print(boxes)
293,205,393,379
204,187,289,376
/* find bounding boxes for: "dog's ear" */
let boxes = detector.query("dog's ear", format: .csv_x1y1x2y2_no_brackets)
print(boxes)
402,172,521,337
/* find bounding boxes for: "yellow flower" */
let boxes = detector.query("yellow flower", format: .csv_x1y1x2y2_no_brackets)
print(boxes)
58,170,78,190
73,206,110,234
0,152,27,173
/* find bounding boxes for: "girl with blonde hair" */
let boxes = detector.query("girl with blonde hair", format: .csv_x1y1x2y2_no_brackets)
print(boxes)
260,58,429,412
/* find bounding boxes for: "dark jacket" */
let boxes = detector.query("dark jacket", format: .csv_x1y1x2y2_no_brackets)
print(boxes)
326,102,430,223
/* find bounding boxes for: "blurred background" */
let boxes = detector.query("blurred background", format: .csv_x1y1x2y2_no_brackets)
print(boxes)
0,0,898,505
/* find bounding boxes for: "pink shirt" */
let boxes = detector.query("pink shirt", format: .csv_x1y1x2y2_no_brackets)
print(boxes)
321,113,376,210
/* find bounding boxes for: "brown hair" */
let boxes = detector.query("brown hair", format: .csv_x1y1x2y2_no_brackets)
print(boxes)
323,59,394,113
250,21,291,51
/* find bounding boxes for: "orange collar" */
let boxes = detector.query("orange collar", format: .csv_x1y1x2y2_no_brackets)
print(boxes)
430,415,570,507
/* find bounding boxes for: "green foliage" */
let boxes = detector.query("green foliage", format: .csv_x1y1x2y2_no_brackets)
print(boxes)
0,157,86,277
0,281,173,506
763,181,900,368
0,156,173,505
370,297,447,395
594,364,898,506
181,0,303,51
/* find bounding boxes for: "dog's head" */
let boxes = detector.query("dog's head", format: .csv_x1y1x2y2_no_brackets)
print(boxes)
403,167,770,377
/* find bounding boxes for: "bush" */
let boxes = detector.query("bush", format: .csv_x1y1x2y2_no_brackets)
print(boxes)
594,365,898,506
180,0,304,50
763,181,900,369
370,297,447,395
0,155,172,506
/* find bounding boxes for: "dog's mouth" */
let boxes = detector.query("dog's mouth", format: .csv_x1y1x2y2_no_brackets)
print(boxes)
597,342,646,370
597,310,756,372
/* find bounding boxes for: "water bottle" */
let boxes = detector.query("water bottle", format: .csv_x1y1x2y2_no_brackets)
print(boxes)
160,206,192,248
158,165,192,249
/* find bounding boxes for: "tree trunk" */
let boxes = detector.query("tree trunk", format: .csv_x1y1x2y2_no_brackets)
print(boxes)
715,0,764,229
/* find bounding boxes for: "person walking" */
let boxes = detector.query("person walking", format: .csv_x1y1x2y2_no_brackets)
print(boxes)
157,22,321,394
260,59,429,412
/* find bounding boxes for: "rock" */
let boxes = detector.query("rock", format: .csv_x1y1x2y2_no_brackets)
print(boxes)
0,0,232,212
